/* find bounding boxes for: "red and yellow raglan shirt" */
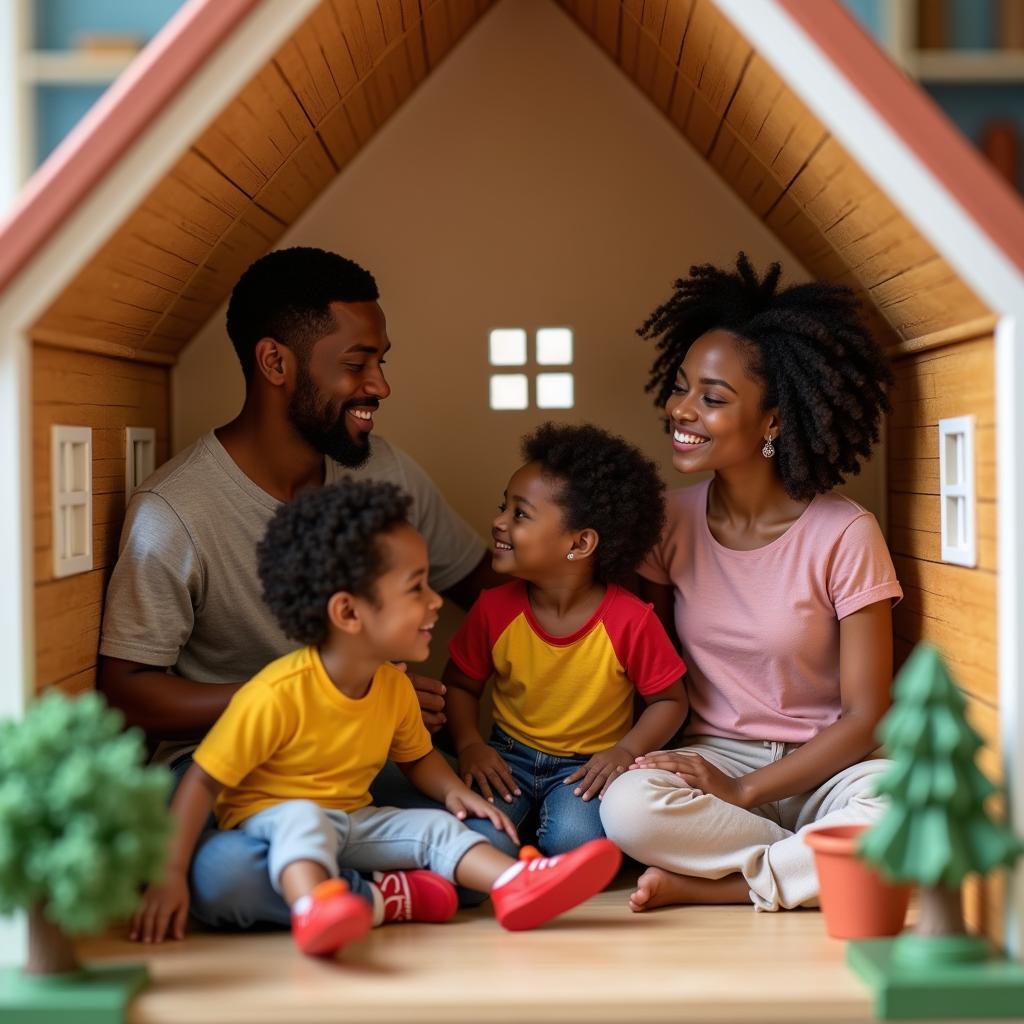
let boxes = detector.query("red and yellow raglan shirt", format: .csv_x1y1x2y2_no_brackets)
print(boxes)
449,581,687,757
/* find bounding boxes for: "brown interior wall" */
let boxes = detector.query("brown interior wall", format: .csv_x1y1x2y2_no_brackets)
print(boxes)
32,345,170,697
887,333,1003,940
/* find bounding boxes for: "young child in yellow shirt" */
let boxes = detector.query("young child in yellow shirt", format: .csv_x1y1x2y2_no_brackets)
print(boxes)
131,479,620,956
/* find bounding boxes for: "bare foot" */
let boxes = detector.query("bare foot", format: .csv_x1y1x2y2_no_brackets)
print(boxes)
629,867,693,912
628,868,749,912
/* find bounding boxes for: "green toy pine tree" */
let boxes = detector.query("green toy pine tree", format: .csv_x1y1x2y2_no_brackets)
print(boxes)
859,643,1022,947
0,690,171,976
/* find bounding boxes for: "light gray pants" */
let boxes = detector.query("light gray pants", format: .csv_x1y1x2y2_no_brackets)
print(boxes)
240,800,487,895
599,735,889,911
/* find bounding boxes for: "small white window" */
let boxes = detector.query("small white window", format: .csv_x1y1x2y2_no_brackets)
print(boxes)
489,374,529,411
938,416,976,568
489,328,527,366
536,373,574,409
51,425,93,578
536,327,573,365
125,426,156,499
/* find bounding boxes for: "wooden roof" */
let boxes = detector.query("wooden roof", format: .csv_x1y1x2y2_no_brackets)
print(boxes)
12,0,1024,364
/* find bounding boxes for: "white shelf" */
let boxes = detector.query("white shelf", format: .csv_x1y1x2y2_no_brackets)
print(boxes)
904,49,1024,83
20,49,137,84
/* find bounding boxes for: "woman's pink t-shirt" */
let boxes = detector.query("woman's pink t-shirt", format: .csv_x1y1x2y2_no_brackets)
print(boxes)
639,480,903,744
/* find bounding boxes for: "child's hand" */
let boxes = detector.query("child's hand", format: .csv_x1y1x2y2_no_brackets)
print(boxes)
630,750,752,809
445,786,520,845
129,873,190,943
457,742,521,804
564,744,635,801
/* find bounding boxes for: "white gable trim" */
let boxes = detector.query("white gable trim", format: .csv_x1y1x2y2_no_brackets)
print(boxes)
0,0,320,333
712,0,1024,313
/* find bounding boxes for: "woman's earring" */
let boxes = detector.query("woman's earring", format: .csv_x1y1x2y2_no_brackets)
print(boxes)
567,552,575,561
762,435,776,459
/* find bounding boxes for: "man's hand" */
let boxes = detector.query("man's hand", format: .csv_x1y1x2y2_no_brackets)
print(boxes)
457,742,521,804
129,872,190,943
564,744,635,801
630,750,752,809
445,786,519,845
404,670,446,732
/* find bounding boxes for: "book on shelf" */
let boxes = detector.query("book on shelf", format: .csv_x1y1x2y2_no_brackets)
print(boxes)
72,33,143,58
998,0,1024,49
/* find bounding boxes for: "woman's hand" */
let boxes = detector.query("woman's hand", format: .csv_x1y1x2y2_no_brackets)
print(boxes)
445,786,519,845
457,742,521,804
564,744,635,801
129,872,190,943
631,750,752,809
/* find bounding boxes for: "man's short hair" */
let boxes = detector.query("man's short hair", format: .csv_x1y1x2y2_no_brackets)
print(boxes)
226,247,379,378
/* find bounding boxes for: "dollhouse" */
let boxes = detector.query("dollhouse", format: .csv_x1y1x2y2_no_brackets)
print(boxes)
0,0,1022,1015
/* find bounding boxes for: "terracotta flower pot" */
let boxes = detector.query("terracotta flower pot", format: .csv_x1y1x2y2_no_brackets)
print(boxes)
804,824,911,939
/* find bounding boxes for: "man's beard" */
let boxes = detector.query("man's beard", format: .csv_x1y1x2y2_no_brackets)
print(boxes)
287,364,373,469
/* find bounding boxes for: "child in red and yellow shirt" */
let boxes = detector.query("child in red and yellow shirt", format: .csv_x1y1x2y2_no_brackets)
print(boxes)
444,424,688,857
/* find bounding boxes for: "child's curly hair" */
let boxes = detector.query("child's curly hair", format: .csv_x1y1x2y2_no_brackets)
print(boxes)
522,422,665,584
257,478,412,645
639,252,893,501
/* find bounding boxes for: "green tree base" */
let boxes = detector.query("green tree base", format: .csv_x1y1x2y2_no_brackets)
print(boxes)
0,964,148,1023
848,938,1024,1019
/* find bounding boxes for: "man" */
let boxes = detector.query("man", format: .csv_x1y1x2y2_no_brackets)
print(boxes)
99,247,499,930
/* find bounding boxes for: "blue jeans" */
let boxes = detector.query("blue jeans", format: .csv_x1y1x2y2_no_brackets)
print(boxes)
170,756,373,929
463,727,606,857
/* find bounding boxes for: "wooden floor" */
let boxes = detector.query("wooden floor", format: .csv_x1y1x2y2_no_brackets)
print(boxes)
73,872,894,1024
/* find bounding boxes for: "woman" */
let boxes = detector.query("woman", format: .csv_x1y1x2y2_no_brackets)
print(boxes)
600,254,902,913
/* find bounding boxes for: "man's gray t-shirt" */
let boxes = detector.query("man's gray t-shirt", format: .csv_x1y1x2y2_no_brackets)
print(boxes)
99,430,485,762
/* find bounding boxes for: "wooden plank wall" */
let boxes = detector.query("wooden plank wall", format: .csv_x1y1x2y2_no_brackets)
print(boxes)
32,345,170,697
555,0,1003,941
888,332,1004,940
31,0,495,364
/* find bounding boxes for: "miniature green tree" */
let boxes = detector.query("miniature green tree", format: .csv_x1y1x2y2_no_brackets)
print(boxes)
859,643,1022,943
0,690,171,975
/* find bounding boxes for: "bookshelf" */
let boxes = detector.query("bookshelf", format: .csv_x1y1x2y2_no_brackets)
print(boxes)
8,0,185,189
844,0,1024,190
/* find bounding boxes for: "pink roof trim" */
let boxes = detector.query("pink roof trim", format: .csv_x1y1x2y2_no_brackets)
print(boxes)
0,0,258,295
779,0,1024,280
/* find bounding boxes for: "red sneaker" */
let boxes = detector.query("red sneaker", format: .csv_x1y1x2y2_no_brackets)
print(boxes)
291,879,373,956
491,839,621,932
374,869,458,924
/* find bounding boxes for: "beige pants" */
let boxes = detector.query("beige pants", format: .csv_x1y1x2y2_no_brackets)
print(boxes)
599,734,889,911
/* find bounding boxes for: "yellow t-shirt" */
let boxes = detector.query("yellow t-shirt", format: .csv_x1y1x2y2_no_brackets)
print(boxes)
193,647,433,829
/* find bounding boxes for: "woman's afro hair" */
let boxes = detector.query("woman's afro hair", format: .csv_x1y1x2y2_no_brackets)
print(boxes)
257,478,411,646
639,252,893,501
521,422,666,584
